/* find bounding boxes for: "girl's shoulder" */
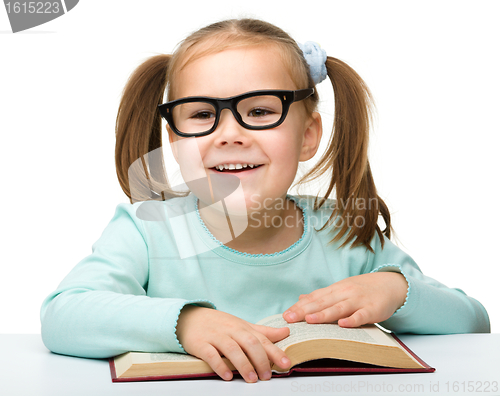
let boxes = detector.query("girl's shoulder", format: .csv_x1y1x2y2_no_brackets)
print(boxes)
111,194,194,224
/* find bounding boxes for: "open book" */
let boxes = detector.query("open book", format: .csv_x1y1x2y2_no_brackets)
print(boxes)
109,314,434,382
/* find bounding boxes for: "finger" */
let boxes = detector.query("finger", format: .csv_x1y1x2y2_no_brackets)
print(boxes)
249,325,291,370
338,308,371,328
286,294,339,323
251,324,290,343
216,338,259,383
291,289,326,309
235,333,275,381
197,343,235,381
259,335,292,370
284,288,334,322
284,302,312,322
304,299,354,324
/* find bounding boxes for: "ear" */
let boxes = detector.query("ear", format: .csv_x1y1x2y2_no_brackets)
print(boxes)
167,125,180,164
299,111,322,161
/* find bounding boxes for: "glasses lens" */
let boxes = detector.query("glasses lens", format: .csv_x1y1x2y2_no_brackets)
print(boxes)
172,101,217,135
237,95,283,127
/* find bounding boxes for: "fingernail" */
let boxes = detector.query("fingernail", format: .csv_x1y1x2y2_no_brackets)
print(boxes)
223,371,232,380
338,318,348,327
248,372,258,382
262,370,271,380
281,357,291,367
308,313,318,321
285,311,297,321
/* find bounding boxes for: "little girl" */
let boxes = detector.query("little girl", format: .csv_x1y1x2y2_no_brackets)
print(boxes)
40,18,490,383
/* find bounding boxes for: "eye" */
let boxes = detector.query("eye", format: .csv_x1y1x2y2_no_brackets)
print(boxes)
248,107,275,117
191,111,215,120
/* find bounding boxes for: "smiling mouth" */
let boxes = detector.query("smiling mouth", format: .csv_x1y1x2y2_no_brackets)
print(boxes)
210,164,263,173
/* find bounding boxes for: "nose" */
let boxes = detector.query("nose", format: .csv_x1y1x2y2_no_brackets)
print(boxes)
212,108,249,146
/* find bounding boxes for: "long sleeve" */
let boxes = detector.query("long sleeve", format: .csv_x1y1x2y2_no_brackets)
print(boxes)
366,233,490,334
40,203,214,359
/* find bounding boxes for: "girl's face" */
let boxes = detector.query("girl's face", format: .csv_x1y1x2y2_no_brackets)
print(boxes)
168,45,321,213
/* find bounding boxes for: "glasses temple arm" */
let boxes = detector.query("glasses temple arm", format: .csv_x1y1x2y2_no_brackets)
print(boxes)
293,88,315,102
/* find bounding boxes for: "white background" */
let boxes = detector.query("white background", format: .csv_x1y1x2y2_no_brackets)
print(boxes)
1,0,498,333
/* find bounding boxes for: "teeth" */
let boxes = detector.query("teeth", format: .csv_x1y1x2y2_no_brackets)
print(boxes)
214,163,261,171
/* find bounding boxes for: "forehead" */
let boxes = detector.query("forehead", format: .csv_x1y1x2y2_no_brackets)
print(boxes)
172,46,297,99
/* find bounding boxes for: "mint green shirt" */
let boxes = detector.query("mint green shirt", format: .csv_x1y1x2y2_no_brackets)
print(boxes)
40,194,490,358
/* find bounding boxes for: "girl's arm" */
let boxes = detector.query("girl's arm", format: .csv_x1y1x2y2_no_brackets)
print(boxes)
41,203,291,382
284,233,490,334
367,235,490,334
40,203,215,358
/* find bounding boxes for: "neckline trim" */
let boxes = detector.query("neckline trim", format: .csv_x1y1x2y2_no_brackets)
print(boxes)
192,194,312,265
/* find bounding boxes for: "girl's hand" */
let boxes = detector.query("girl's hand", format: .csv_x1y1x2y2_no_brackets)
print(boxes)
175,305,291,382
283,272,408,327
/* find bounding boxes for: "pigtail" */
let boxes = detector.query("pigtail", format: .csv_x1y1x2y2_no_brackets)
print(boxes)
300,56,392,252
115,54,179,203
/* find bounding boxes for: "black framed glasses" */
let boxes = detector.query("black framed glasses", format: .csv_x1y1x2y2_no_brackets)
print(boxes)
158,88,314,137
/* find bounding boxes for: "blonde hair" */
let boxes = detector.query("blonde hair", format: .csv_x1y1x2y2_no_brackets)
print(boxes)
115,18,392,252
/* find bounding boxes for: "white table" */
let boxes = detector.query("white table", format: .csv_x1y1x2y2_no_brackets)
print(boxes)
2,334,499,396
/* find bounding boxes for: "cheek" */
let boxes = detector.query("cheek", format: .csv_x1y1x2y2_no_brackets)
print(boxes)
168,137,212,185
268,126,305,163
169,136,211,166
266,136,302,180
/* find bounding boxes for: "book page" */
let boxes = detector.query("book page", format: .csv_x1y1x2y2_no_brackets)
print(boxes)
149,353,202,362
114,352,202,378
257,314,399,350
120,351,236,373
127,352,202,364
